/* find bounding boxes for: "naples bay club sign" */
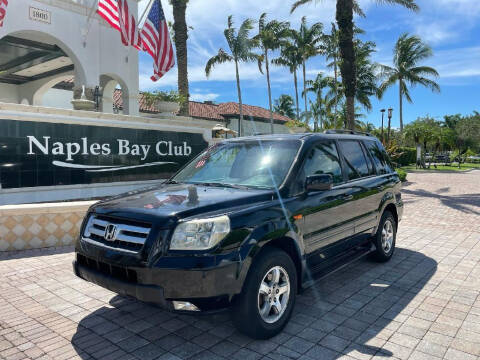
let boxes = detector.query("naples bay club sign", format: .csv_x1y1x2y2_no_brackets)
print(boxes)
0,119,208,189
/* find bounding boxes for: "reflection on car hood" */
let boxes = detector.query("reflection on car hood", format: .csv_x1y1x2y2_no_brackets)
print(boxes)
91,183,274,225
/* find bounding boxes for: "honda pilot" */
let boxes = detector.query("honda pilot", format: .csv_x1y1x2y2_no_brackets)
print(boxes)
73,131,403,339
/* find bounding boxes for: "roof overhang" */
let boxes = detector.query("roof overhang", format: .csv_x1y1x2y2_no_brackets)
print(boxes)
0,36,74,85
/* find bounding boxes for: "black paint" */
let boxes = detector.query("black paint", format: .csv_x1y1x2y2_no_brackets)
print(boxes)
0,119,208,189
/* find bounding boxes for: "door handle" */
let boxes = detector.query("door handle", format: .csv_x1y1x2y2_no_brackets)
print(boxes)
342,194,354,201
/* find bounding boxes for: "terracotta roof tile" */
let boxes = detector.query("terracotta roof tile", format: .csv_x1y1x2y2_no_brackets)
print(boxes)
217,102,291,122
112,90,291,123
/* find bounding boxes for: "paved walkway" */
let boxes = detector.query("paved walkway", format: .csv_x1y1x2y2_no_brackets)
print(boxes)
1,171,479,360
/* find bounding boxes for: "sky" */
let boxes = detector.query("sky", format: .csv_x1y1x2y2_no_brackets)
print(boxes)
137,0,480,128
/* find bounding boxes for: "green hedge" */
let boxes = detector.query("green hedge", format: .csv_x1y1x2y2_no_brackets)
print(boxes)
396,168,407,182
395,147,416,166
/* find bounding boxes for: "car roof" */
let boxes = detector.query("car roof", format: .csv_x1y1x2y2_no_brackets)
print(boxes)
224,132,378,143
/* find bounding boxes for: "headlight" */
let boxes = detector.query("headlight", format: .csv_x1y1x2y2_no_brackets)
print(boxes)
170,215,230,250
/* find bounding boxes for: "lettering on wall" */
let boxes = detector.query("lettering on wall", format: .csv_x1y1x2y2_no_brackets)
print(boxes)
0,119,208,189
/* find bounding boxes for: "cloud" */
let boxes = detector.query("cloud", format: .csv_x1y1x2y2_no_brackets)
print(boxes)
190,93,220,102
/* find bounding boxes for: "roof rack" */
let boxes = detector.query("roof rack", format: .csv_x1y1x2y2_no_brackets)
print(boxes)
323,129,373,137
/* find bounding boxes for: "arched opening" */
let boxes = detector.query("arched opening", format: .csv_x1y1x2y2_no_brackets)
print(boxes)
100,73,130,114
0,30,86,107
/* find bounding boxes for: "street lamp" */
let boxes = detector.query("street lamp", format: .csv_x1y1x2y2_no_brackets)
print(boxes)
380,109,386,144
387,108,393,145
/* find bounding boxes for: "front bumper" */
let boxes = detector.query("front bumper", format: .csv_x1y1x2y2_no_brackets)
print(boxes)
73,252,242,312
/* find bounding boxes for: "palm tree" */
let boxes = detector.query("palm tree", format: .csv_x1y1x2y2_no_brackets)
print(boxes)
323,23,340,116
205,16,261,136
309,100,328,131
353,40,379,112
290,18,323,115
291,0,419,130
255,13,290,134
170,0,189,116
272,42,302,119
324,40,378,115
303,73,330,131
274,95,296,119
378,33,440,133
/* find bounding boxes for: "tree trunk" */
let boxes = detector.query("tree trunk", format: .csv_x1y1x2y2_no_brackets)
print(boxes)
235,60,243,137
399,79,404,133
294,69,300,120
265,49,274,134
172,0,189,116
334,53,338,117
336,0,355,130
387,116,392,146
303,60,308,116
317,88,322,132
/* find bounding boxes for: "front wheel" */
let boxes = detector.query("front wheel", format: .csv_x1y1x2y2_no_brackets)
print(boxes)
372,211,396,262
231,247,297,339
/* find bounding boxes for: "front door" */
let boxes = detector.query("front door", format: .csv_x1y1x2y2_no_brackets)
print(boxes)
297,141,354,273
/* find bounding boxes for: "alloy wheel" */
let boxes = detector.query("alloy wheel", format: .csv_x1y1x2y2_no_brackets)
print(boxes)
257,266,290,324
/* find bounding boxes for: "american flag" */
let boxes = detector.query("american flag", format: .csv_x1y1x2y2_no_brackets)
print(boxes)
140,0,175,81
0,0,8,27
97,0,141,49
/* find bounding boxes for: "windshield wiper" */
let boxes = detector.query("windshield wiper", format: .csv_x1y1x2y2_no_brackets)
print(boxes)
195,182,249,190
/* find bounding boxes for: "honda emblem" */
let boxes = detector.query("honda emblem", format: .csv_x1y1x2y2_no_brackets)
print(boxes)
104,224,118,241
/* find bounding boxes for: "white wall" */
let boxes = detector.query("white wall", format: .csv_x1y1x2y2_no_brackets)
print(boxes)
227,118,290,136
0,84,19,103
42,88,73,109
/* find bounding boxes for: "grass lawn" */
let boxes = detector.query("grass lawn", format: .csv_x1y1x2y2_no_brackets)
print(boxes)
401,163,480,172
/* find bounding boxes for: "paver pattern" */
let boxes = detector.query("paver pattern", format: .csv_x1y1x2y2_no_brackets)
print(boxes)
1,171,479,360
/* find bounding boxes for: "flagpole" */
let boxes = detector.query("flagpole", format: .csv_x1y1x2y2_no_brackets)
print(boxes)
138,0,154,28
82,0,99,46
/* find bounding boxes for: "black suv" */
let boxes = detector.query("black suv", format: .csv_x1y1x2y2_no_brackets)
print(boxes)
73,132,403,339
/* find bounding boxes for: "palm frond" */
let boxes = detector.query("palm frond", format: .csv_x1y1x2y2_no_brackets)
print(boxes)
375,0,419,12
205,48,233,77
353,1,366,17
290,0,315,13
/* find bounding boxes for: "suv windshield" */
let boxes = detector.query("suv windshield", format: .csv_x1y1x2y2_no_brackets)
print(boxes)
172,140,301,189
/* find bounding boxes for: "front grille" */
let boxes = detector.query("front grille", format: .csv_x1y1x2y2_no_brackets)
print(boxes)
83,214,151,253
77,254,137,283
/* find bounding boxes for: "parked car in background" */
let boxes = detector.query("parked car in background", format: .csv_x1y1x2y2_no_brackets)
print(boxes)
73,131,403,339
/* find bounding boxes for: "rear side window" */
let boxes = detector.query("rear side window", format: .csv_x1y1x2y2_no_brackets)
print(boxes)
338,140,370,180
364,140,394,174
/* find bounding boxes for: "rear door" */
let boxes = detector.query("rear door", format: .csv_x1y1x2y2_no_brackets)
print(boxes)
336,139,379,246
362,139,398,233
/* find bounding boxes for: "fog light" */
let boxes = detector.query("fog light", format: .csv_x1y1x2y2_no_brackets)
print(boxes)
172,301,200,311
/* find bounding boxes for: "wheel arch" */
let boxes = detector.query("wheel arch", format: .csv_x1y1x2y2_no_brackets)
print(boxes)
384,203,398,225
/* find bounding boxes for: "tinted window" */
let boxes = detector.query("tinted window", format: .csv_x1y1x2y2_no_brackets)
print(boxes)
173,140,300,189
298,141,343,190
338,140,370,180
364,140,394,174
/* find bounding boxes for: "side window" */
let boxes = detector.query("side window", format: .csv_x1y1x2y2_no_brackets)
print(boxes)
338,140,371,180
361,142,376,176
300,141,343,186
364,140,394,174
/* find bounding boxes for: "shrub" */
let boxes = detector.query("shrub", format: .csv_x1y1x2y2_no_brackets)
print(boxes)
396,168,407,182
395,147,416,166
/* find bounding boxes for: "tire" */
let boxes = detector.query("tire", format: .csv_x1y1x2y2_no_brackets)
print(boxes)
372,210,396,262
231,247,297,339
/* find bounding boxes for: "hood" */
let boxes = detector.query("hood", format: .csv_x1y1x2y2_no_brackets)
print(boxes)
90,183,274,226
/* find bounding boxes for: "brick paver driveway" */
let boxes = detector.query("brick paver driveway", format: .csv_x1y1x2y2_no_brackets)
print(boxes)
1,171,479,360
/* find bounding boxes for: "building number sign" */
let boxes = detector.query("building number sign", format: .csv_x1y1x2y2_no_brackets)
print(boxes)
29,7,51,24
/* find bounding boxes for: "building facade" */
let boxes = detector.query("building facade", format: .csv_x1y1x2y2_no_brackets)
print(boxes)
0,0,139,115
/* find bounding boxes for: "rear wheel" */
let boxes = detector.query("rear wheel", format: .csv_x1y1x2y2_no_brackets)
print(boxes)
372,211,396,262
231,247,297,339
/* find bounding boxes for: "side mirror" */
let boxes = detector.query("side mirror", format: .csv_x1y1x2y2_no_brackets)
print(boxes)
305,174,333,192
